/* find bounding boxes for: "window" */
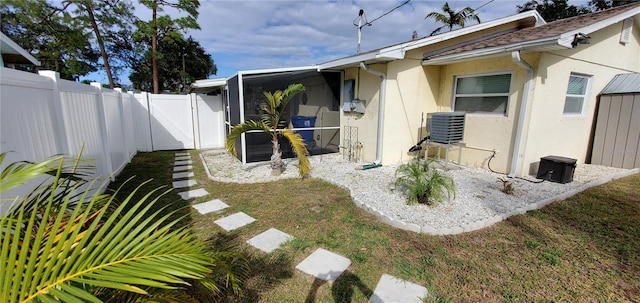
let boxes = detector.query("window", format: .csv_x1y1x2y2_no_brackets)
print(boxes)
453,73,511,115
563,74,591,115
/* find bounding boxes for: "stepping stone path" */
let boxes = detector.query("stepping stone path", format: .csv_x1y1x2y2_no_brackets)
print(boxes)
172,179,197,189
247,228,294,253
175,160,193,166
173,165,193,172
192,199,229,215
172,171,194,179
214,212,256,231
178,188,208,200
369,274,428,303
171,151,428,302
295,248,352,283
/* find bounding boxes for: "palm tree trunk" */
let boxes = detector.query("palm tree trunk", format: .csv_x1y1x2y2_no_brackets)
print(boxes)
270,139,283,176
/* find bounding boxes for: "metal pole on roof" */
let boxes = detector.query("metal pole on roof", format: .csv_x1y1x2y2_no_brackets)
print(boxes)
356,9,364,54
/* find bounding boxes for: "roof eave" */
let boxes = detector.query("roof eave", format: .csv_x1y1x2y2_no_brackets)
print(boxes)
317,51,404,70
318,10,545,71
558,5,640,46
422,37,563,65
0,32,40,66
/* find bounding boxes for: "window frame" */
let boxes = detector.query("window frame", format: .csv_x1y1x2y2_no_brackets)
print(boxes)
563,73,592,116
452,72,513,116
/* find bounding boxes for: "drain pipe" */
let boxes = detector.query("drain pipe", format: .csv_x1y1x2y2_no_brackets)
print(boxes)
358,62,386,170
510,51,533,177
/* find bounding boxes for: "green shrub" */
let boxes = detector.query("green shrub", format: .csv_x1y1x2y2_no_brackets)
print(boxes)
394,158,456,205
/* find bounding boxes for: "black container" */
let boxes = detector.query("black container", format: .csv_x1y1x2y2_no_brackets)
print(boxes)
536,156,577,184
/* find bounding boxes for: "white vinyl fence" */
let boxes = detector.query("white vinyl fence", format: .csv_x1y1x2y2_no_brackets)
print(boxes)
1,68,225,212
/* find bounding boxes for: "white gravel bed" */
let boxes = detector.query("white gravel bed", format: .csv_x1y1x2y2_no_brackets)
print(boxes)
199,149,636,234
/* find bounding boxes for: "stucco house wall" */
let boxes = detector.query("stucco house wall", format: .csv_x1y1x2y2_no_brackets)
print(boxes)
433,55,539,174
342,65,386,162
522,19,640,175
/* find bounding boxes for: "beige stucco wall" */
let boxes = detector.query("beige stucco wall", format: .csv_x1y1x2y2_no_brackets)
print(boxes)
338,18,640,174
341,65,387,162
521,20,640,175
435,55,539,174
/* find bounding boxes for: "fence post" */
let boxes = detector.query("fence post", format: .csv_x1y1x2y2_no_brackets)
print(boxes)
190,93,200,149
91,82,115,181
114,88,131,163
38,70,70,155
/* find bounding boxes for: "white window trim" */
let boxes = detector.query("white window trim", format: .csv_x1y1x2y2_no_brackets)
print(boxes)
563,73,592,116
452,71,513,117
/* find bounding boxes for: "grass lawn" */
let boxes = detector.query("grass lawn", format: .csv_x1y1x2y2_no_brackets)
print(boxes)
108,150,640,302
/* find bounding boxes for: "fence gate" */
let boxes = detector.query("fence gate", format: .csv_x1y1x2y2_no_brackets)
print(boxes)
590,93,640,169
148,94,195,150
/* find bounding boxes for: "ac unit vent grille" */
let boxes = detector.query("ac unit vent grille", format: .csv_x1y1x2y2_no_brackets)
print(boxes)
428,112,466,144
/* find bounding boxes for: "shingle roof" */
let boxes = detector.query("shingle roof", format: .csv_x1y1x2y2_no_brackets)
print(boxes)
427,2,640,59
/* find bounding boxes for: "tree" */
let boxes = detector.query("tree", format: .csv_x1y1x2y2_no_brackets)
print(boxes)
130,34,216,93
425,2,481,36
0,152,244,302
1,0,99,79
516,0,591,21
225,84,311,177
1,0,136,86
137,0,200,94
62,0,138,89
587,0,638,11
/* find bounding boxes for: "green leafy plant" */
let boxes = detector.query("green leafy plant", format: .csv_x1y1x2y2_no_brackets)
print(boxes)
394,158,456,205
225,83,310,177
0,153,243,302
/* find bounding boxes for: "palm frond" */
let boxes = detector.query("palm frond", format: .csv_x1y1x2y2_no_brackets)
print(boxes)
281,129,311,177
225,121,272,156
0,153,61,194
1,159,213,303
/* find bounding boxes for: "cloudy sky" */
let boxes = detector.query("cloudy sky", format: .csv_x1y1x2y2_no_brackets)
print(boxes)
127,0,590,81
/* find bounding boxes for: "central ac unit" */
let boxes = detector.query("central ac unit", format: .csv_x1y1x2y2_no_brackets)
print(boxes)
427,112,466,144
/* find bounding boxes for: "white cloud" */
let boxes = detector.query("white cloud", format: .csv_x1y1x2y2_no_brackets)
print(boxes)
88,0,594,82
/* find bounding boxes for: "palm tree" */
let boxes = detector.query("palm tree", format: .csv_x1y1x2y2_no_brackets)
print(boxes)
425,2,481,36
225,83,311,177
0,153,243,302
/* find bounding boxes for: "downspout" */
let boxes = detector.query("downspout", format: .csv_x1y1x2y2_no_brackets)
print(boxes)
509,51,533,177
359,62,386,169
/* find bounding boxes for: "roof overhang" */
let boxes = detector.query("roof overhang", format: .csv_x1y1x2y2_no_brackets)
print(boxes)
189,77,227,94
0,32,40,66
423,5,640,66
318,10,544,71
422,37,564,65
557,6,640,47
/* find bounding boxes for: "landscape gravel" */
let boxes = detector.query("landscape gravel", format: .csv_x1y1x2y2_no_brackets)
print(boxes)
200,149,636,234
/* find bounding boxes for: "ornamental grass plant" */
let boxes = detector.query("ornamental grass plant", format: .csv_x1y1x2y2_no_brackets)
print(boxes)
394,158,456,205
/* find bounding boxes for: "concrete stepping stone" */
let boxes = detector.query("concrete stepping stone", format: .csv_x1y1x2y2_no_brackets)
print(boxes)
178,188,208,200
247,228,294,253
214,212,256,231
192,199,229,214
369,274,428,303
295,248,351,283
173,165,193,172
175,160,193,166
175,152,189,156
172,171,194,179
175,155,191,161
172,179,197,189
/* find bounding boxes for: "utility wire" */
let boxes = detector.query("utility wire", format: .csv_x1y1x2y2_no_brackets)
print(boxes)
474,0,494,11
366,0,412,26
367,0,412,25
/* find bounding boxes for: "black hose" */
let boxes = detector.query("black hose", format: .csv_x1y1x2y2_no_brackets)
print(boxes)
487,151,545,184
